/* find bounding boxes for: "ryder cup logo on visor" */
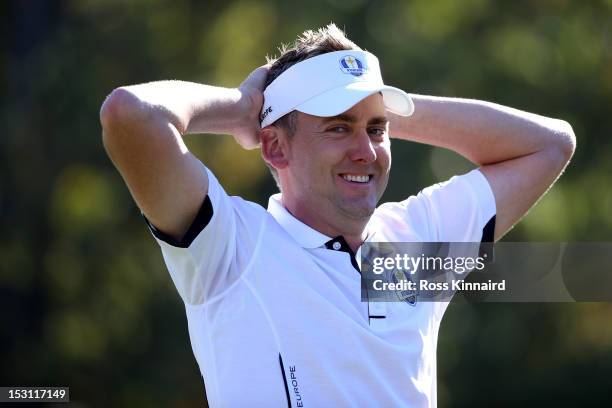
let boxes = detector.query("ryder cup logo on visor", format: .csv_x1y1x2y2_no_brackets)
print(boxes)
339,55,367,76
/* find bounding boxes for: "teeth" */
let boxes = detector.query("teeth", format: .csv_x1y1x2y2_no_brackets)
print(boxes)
342,174,370,183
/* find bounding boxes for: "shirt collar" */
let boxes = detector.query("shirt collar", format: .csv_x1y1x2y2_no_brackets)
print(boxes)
267,193,333,248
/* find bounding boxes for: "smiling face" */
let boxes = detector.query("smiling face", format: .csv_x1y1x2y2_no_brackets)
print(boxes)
276,93,391,236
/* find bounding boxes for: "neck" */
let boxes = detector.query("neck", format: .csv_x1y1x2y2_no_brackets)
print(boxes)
281,196,369,253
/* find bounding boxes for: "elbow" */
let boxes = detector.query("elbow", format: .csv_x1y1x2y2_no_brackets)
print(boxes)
560,120,577,160
99,87,147,154
99,87,141,131
551,120,577,163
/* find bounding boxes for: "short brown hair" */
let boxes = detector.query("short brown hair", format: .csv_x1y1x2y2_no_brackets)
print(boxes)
264,24,361,187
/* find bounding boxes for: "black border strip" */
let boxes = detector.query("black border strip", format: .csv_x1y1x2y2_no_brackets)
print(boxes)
278,353,291,408
144,195,213,248
479,215,496,262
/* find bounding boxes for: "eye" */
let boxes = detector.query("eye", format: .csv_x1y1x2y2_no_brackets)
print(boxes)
368,127,387,138
326,125,349,133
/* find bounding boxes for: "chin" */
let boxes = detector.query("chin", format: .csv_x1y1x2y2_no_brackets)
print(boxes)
337,200,377,220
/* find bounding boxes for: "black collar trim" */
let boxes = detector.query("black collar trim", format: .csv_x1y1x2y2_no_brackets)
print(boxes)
324,236,360,273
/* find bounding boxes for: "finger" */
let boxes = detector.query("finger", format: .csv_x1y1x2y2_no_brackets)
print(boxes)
240,65,270,91
239,137,261,150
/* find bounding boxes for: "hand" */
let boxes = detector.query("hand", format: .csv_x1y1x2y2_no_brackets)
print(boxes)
233,65,269,149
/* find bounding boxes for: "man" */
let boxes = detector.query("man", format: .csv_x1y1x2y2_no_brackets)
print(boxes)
100,25,575,407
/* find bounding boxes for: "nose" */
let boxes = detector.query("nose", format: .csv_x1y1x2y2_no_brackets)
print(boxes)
348,129,377,164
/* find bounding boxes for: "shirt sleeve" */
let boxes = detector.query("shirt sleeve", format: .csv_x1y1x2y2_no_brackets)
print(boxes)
145,167,266,305
418,168,497,242
375,168,496,243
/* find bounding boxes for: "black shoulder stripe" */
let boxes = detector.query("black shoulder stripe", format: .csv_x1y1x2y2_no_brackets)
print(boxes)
144,195,213,248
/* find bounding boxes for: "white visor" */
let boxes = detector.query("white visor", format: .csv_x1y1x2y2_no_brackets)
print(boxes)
260,50,414,127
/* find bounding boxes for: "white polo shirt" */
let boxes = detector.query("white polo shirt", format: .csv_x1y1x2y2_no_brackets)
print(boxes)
147,167,496,407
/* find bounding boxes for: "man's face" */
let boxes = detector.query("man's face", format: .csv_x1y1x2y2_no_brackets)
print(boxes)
282,93,391,224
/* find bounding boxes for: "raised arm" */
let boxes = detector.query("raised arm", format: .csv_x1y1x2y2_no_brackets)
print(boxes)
99,67,267,240
389,94,576,240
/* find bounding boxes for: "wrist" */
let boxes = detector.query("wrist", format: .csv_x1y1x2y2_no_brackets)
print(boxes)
187,87,247,135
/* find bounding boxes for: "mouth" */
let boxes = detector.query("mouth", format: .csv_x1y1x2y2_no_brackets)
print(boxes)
339,173,373,184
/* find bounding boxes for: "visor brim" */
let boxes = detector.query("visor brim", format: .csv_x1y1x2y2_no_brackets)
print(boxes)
295,82,414,118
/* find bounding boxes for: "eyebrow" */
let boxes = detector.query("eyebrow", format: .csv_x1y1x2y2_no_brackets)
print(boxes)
320,114,389,125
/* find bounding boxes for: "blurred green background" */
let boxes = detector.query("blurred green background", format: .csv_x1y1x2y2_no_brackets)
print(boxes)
1,0,611,406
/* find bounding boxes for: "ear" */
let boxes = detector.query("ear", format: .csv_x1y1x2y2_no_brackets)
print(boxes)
260,126,290,170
